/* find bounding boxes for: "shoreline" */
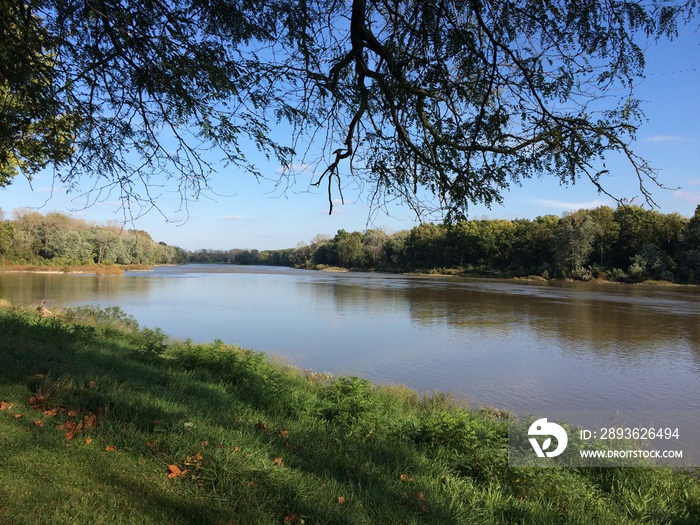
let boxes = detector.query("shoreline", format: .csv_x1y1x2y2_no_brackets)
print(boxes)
0,263,155,275
3,261,696,287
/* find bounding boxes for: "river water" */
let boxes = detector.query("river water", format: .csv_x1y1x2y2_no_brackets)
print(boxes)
2,264,699,424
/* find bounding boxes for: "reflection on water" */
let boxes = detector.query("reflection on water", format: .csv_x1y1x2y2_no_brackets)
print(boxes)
2,265,699,420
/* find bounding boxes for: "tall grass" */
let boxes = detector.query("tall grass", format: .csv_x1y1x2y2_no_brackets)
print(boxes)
0,303,698,524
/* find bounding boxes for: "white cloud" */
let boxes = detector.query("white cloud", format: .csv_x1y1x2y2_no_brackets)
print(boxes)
644,135,687,143
225,215,243,221
275,163,311,175
35,186,67,193
672,190,700,204
533,198,613,211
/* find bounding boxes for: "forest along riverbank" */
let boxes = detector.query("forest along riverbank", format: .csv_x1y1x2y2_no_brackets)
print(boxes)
1,302,698,524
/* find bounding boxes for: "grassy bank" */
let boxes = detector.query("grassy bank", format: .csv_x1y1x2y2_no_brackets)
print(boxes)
1,304,698,524
0,263,155,275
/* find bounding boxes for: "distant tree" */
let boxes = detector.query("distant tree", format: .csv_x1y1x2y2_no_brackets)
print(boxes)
383,230,410,270
363,229,388,268
333,229,365,268
554,211,599,275
46,229,93,264
0,219,16,259
612,205,660,268
517,215,560,274
587,206,620,268
407,223,447,268
678,205,700,282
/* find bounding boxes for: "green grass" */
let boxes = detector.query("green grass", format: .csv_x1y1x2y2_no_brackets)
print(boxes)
1,303,698,524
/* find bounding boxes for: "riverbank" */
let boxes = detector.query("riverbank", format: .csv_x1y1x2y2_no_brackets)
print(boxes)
0,263,154,275
1,302,698,524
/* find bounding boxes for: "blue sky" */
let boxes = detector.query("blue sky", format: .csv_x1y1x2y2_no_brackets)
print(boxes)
1,24,698,251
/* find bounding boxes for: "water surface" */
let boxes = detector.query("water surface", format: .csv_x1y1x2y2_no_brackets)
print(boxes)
2,265,698,419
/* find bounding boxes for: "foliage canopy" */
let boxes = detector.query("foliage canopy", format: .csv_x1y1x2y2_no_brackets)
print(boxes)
1,0,697,219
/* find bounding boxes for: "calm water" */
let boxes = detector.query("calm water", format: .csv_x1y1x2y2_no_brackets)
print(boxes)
2,265,699,418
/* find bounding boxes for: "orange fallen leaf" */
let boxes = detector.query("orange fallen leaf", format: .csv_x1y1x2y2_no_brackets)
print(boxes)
167,464,189,479
279,430,289,438
43,408,58,417
86,381,97,389
0,401,7,411
284,515,297,523
273,457,284,467
146,441,156,448
84,413,97,429
255,420,267,430
34,419,44,427
336,496,346,504
420,503,429,513
14,413,23,419
400,473,413,482
200,440,209,447
35,373,45,378
417,491,425,501
184,453,203,466
85,438,93,445
67,409,80,417
64,421,76,430
64,431,75,440
105,445,117,452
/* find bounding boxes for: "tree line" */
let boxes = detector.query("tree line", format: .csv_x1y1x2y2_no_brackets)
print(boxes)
190,205,700,284
0,209,188,266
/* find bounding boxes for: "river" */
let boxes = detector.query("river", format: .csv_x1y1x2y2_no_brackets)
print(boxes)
2,264,699,428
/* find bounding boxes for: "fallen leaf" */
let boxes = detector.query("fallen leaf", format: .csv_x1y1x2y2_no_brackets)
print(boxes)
85,438,93,445
84,414,97,429
34,419,44,427
420,503,429,513
279,430,289,438
185,453,203,466
64,431,75,440
105,445,117,452
14,413,23,419
336,496,346,504
35,373,45,378
86,381,97,389
417,492,425,501
201,440,209,447
283,515,297,523
43,408,58,417
273,457,284,467
67,409,80,417
400,473,413,482
146,441,156,448
0,401,7,411
64,421,76,430
167,464,189,479
255,420,267,430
